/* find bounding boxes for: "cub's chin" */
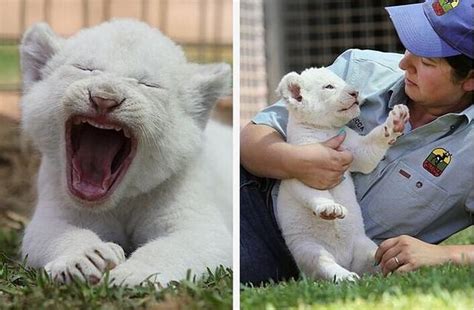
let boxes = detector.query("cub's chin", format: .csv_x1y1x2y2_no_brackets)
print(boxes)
337,100,360,123
65,115,137,206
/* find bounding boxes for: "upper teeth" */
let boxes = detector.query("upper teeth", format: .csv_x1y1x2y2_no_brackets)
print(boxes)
85,120,120,130
72,117,130,136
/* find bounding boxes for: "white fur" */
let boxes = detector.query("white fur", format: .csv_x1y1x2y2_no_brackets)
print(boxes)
20,20,232,287
276,67,409,282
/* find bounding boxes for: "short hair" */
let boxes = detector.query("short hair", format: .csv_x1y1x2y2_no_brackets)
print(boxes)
445,54,474,82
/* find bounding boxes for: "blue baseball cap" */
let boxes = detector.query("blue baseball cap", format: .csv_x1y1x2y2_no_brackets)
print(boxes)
386,0,474,59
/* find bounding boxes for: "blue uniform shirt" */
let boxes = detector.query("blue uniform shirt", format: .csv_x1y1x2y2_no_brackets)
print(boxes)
252,49,474,244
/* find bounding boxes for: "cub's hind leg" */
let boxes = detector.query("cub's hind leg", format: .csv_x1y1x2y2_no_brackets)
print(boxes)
351,236,379,276
289,240,359,283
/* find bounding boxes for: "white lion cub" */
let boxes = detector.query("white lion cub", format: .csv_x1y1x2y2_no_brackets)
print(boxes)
276,67,409,282
20,20,232,287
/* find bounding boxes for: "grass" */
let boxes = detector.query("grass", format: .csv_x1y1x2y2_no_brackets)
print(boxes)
0,227,233,309
0,44,20,88
183,44,233,64
241,226,474,310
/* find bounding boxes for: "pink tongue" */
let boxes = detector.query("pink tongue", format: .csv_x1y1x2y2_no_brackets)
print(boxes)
72,126,124,193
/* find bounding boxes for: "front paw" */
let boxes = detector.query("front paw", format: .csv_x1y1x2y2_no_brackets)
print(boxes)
333,270,360,283
384,104,410,144
44,242,125,285
106,262,162,288
312,202,347,220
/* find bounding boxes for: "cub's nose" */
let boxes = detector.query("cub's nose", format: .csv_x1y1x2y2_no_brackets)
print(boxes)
349,90,359,98
89,94,124,113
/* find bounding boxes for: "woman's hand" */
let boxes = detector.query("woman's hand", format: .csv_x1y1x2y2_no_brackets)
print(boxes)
374,235,456,276
241,124,352,190
286,133,353,189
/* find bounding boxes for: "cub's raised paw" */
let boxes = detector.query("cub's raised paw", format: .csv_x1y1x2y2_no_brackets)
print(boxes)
384,104,410,144
44,242,125,285
312,202,347,220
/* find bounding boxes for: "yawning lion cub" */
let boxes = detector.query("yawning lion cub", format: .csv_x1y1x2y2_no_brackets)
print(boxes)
20,20,232,287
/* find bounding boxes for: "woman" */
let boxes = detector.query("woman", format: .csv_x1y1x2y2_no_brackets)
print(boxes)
240,0,474,284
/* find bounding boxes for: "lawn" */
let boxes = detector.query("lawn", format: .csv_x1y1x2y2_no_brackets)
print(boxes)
0,223,233,309
240,226,474,310
0,44,20,89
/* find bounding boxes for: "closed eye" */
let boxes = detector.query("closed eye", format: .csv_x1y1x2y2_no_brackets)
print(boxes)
73,64,95,72
421,58,436,67
139,81,164,89
324,84,335,89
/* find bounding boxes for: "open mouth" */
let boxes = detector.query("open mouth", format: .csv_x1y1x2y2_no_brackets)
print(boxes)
66,116,137,203
338,101,359,112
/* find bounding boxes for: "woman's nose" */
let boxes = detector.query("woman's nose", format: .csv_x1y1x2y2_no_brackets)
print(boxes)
399,50,416,73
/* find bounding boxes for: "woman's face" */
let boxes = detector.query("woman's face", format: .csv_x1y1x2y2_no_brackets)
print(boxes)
398,50,468,114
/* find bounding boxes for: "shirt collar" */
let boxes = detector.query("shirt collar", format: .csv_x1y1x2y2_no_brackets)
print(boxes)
387,76,474,123
387,76,407,109
454,104,474,123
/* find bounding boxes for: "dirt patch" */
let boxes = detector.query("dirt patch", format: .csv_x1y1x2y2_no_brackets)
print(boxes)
0,115,39,218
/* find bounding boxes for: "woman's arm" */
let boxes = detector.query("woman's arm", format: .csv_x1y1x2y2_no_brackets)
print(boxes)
240,123,353,189
374,235,474,276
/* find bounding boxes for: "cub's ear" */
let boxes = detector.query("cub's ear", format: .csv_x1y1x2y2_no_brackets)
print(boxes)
276,72,303,104
20,23,63,92
185,63,231,128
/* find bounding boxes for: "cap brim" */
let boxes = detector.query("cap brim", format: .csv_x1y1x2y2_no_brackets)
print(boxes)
386,3,461,58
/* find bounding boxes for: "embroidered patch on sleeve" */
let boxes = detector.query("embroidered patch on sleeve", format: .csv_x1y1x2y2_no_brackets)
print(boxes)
423,148,452,177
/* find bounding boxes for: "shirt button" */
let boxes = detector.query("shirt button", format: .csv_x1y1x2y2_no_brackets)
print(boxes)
416,181,423,188
450,125,455,130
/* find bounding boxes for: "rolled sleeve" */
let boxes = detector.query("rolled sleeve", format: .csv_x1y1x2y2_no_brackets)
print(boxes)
252,99,288,139
327,49,354,79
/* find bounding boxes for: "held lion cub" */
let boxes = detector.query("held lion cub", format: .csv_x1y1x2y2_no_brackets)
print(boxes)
276,67,409,282
20,20,232,287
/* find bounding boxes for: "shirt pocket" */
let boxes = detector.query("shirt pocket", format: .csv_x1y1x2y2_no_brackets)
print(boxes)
363,161,448,236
